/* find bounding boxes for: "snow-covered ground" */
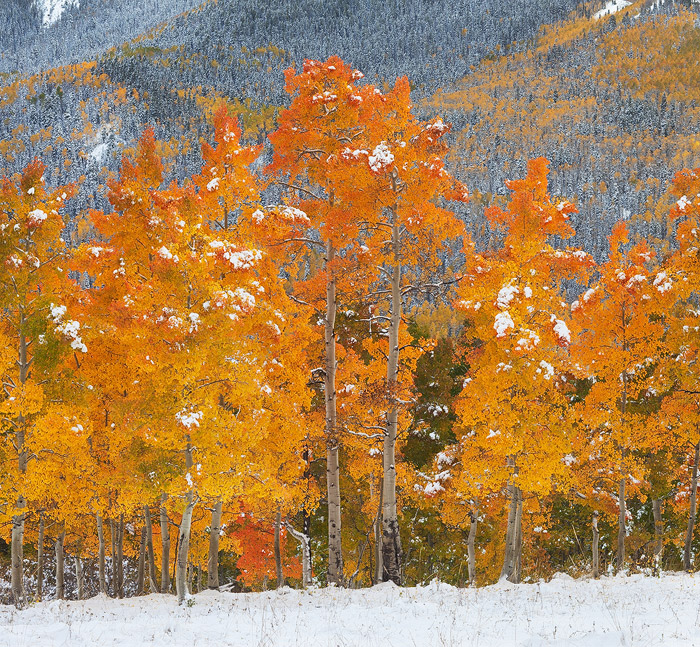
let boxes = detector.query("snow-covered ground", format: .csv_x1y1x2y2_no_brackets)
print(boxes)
1,573,699,646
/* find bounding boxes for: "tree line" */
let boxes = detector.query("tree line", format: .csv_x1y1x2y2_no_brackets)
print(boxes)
2,56,700,607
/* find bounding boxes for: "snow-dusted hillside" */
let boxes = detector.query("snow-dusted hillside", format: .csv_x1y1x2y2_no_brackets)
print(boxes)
1,574,699,646
35,0,79,27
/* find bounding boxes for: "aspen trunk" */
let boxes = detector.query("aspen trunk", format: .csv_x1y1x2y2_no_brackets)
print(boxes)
274,509,284,588
110,518,116,596
75,554,84,601
11,329,30,607
11,505,25,607
500,471,519,582
96,515,106,594
592,512,600,579
652,498,663,576
37,512,44,600
144,505,158,592
176,442,196,604
55,532,65,600
197,563,202,593
374,477,383,585
684,442,699,571
286,522,312,588
116,515,124,599
616,477,626,574
325,240,343,586
467,506,478,587
382,209,402,585
137,528,146,595
160,494,171,593
512,487,523,584
207,500,222,589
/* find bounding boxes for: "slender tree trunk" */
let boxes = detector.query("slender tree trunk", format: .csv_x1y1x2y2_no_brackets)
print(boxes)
616,477,626,574
96,514,106,594
685,442,699,571
160,494,171,593
207,500,222,590
37,512,44,600
10,502,25,607
652,498,663,576
499,464,523,584
325,240,343,586
11,328,29,607
116,515,124,599
144,505,158,592
467,505,478,587
592,512,600,579
286,522,312,588
382,205,402,585
374,476,383,585
274,509,284,588
137,528,146,595
176,442,196,604
110,518,116,596
75,553,84,600
55,532,65,600
512,487,523,584
197,563,202,593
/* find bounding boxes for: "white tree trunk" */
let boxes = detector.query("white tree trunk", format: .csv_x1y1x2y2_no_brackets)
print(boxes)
176,442,196,604
137,528,146,595
467,505,478,587
381,207,402,585
160,494,171,593
75,553,84,601
144,505,158,592
55,532,65,600
592,511,600,579
207,500,222,589
685,442,699,571
96,514,106,594
37,512,44,600
652,497,663,576
325,241,343,586
274,509,284,588
616,477,626,574
286,522,312,588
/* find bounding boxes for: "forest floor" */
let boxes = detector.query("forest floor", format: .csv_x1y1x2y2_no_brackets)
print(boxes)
1,572,698,646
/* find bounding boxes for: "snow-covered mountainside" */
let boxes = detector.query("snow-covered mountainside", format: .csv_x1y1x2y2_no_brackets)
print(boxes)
35,0,79,27
0,574,698,646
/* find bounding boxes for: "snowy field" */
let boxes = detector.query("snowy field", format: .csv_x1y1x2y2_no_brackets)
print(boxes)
1,573,699,646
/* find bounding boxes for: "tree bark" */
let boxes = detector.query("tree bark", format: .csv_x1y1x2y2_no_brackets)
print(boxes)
382,203,402,585
374,476,383,585
37,512,44,600
325,240,343,586
684,442,699,571
176,441,196,604
11,332,30,607
274,509,284,588
512,487,523,583
137,527,146,595
467,505,478,587
75,553,84,600
160,494,171,593
10,503,25,607
110,518,116,596
96,514,106,594
207,500,222,590
592,511,600,579
116,515,124,599
286,522,312,588
55,532,65,600
144,505,158,592
652,497,663,576
616,477,626,574
500,464,522,583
